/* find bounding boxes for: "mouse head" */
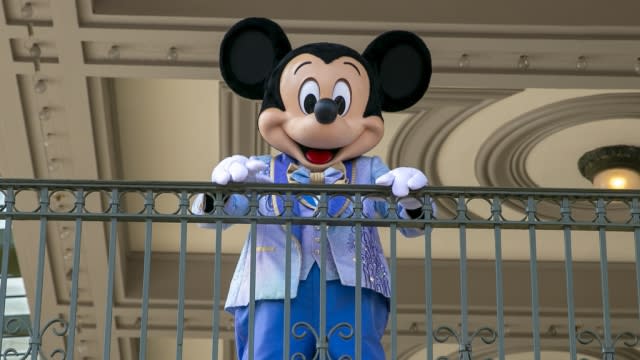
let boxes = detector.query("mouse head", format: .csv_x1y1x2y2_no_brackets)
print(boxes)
220,17,432,171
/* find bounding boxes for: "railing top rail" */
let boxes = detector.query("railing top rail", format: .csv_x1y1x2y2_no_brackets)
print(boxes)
1,178,639,199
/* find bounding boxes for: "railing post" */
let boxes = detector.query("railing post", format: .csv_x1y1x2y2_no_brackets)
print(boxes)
29,187,49,360
212,188,229,360
317,191,328,360
526,196,541,360
248,190,259,360
388,192,398,360
66,188,85,360
282,190,293,360
423,193,434,360
595,198,613,351
631,197,640,322
211,188,225,360
491,196,505,360
102,188,119,360
457,195,469,354
353,191,364,360
176,190,190,360
138,190,154,360
561,197,578,360
0,187,15,356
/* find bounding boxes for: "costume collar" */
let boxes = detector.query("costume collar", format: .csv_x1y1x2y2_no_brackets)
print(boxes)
270,153,354,218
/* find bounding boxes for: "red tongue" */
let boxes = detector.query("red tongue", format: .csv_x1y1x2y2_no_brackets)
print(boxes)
305,149,334,164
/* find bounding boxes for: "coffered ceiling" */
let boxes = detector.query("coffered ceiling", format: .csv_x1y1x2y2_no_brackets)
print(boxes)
1,1,640,359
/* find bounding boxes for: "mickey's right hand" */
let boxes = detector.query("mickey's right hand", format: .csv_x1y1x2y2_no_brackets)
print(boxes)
211,155,271,185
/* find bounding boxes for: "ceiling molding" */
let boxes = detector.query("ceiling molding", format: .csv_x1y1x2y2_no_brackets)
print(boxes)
90,0,640,29
388,88,523,219
388,88,523,177
5,1,640,88
475,92,640,220
476,92,640,188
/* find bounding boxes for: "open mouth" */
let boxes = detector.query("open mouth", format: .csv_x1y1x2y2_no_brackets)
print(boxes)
298,144,341,165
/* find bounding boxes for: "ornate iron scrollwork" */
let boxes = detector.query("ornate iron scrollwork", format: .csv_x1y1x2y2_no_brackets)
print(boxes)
434,325,498,360
2,317,69,360
290,321,354,360
578,329,639,360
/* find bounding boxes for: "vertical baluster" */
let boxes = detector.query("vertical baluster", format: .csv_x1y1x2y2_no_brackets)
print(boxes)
212,191,226,360
527,196,541,360
283,191,293,360
176,191,189,360
354,193,362,360
561,197,577,360
0,187,14,354
318,192,328,360
103,188,119,360
631,197,640,321
389,199,398,360
248,191,258,360
457,195,469,355
492,196,505,360
596,198,613,353
139,190,153,360
66,189,85,360
30,188,49,360
424,194,434,360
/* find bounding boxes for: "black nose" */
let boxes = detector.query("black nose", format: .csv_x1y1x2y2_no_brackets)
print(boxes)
314,98,338,124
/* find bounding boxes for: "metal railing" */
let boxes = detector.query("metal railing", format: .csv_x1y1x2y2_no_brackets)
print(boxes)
0,179,639,360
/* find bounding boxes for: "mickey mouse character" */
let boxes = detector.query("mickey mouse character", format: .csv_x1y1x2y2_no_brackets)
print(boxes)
193,17,432,360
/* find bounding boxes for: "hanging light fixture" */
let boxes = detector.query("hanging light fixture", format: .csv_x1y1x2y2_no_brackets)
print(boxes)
578,145,640,189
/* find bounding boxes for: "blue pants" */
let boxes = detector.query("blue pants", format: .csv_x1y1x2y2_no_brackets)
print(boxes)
232,264,389,360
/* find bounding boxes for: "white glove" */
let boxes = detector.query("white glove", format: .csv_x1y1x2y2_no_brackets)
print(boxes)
191,193,208,215
211,155,271,185
375,167,427,209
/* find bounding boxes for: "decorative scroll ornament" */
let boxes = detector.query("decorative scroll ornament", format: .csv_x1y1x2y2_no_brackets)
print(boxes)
433,325,498,360
3,317,69,360
577,329,639,360
291,321,354,360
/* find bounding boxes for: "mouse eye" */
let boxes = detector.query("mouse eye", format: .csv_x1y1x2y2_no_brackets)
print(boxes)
299,79,320,115
332,80,351,116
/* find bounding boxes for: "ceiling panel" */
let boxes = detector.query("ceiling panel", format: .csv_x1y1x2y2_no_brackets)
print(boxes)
93,0,640,27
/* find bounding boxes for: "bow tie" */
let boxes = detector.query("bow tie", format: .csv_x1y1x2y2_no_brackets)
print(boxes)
287,162,347,185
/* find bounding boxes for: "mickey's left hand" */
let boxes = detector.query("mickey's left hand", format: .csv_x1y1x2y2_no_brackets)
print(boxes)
375,167,427,209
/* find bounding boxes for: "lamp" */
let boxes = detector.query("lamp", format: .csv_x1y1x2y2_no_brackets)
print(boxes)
578,145,640,189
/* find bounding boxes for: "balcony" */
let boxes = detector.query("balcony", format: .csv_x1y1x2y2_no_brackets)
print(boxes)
0,179,638,359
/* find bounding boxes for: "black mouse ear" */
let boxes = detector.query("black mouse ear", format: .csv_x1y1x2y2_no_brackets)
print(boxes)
219,18,292,100
363,31,431,112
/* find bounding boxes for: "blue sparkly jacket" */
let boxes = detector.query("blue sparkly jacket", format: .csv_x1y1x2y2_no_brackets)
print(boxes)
217,153,424,310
